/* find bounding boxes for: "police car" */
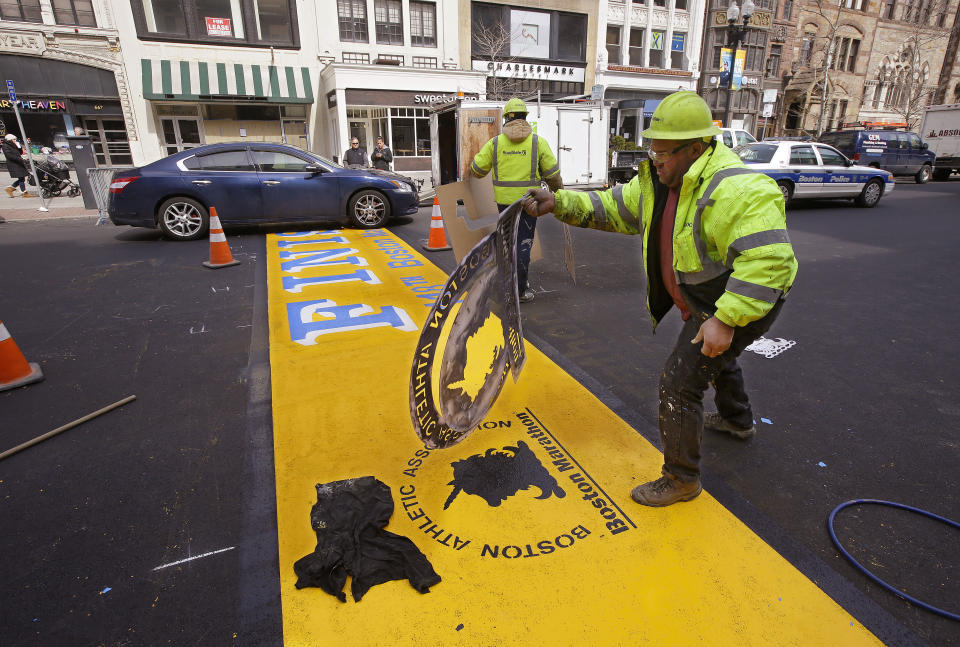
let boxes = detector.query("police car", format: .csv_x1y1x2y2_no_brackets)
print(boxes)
733,140,895,207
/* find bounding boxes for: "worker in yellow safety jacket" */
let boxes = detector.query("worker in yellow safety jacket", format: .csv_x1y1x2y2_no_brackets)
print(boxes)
522,91,798,506
471,98,563,303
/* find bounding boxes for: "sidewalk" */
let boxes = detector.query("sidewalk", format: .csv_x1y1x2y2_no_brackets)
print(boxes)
0,171,99,222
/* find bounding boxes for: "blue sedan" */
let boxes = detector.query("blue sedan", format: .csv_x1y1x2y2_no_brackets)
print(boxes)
108,143,419,240
734,140,895,207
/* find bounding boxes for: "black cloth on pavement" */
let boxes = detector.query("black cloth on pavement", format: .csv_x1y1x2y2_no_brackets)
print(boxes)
293,476,441,602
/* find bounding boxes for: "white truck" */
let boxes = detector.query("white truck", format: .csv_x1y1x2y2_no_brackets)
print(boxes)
429,98,609,192
920,103,960,181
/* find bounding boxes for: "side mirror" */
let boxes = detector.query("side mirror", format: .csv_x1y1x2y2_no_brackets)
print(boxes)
304,164,322,174
922,142,929,150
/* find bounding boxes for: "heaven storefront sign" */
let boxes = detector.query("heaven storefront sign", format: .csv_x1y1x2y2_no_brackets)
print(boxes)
0,98,66,111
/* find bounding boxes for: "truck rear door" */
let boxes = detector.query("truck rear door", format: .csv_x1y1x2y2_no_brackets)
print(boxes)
557,109,593,185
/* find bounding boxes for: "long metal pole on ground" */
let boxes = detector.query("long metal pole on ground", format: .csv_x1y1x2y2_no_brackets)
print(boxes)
0,395,137,462
11,100,49,213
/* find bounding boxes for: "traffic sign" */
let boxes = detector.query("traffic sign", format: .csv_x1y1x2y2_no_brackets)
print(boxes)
6,79,15,103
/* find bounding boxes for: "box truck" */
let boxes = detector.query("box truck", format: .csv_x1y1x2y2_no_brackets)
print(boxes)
920,103,960,181
429,98,609,193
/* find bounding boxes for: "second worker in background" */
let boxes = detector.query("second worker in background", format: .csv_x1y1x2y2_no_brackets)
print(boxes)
470,98,563,303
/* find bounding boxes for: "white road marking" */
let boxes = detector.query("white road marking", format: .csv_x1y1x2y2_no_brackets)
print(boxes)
152,546,235,571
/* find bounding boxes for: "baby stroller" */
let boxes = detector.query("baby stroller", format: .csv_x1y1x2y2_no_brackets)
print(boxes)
27,148,81,198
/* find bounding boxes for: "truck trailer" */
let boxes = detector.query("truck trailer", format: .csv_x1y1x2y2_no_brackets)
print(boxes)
429,98,609,192
920,103,960,181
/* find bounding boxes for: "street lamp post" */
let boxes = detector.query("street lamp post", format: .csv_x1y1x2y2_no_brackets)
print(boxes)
723,0,755,128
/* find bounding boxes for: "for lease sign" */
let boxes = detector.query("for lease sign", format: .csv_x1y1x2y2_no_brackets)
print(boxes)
205,17,232,36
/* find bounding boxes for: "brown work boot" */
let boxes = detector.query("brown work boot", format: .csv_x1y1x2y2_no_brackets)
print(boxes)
20,191,34,198
704,412,756,439
5,186,15,197
631,474,702,507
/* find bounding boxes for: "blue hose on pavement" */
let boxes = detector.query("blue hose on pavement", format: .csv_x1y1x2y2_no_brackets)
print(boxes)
828,499,960,622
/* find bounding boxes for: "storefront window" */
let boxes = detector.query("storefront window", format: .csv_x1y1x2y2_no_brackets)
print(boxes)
139,0,187,35
629,28,644,66
375,0,402,45
254,0,292,42
670,32,686,69
338,0,368,42
196,0,243,38
133,0,295,45
52,0,97,26
410,1,436,47
606,26,621,65
390,107,429,156
648,30,665,68
556,12,586,61
83,117,133,166
0,0,42,22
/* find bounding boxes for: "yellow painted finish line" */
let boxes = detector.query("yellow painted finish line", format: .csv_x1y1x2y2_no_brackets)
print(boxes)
267,228,880,646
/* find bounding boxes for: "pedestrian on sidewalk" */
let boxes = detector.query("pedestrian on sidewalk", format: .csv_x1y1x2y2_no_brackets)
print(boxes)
343,138,367,168
470,97,563,303
3,133,32,198
370,136,393,171
522,91,798,507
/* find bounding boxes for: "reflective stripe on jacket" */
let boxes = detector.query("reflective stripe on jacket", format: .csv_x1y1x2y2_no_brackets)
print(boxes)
552,143,797,328
471,123,561,204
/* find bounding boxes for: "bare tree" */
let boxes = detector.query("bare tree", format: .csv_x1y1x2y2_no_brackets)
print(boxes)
875,0,951,129
472,22,526,101
797,0,863,136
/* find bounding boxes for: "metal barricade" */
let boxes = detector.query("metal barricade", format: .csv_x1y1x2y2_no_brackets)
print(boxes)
86,167,133,226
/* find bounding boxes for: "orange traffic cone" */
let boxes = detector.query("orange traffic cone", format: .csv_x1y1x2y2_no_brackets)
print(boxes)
202,206,241,269
421,196,451,252
0,318,44,392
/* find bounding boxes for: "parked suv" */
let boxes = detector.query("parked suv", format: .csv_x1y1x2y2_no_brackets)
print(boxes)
718,128,757,148
818,128,936,183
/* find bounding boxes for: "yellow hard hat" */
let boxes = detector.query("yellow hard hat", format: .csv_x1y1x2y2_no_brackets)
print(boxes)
503,97,528,118
641,91,721,140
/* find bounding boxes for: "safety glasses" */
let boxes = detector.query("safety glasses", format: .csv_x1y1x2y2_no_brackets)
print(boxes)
647,141,694,163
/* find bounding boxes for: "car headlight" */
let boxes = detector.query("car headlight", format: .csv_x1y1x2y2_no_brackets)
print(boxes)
389,179,412,192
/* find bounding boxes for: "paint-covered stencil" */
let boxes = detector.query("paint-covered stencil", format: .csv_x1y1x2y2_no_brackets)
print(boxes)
410,201,527,449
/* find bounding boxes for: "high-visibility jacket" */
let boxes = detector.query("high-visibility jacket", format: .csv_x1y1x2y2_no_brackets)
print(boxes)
471,119,561,204
552,143,797,329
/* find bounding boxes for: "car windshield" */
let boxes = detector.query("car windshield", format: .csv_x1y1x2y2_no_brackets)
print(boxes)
735,143,778,164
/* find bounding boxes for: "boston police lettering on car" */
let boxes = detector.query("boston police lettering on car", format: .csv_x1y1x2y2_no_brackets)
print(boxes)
732,139,894,207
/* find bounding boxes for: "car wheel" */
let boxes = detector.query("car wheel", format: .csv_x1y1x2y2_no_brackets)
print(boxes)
348,190,390,228
854,179,883,208
915,164,931,184
157,196,208,241
776,180,793,204
933,168,952,181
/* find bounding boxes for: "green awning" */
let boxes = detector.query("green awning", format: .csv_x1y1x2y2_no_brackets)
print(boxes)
141,59,313,103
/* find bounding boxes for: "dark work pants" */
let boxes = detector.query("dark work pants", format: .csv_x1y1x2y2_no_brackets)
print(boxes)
659,299,784,483
498,203,536,290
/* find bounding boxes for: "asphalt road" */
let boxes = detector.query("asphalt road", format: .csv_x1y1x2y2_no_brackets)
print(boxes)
1,177,957,646
392,179,960,647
